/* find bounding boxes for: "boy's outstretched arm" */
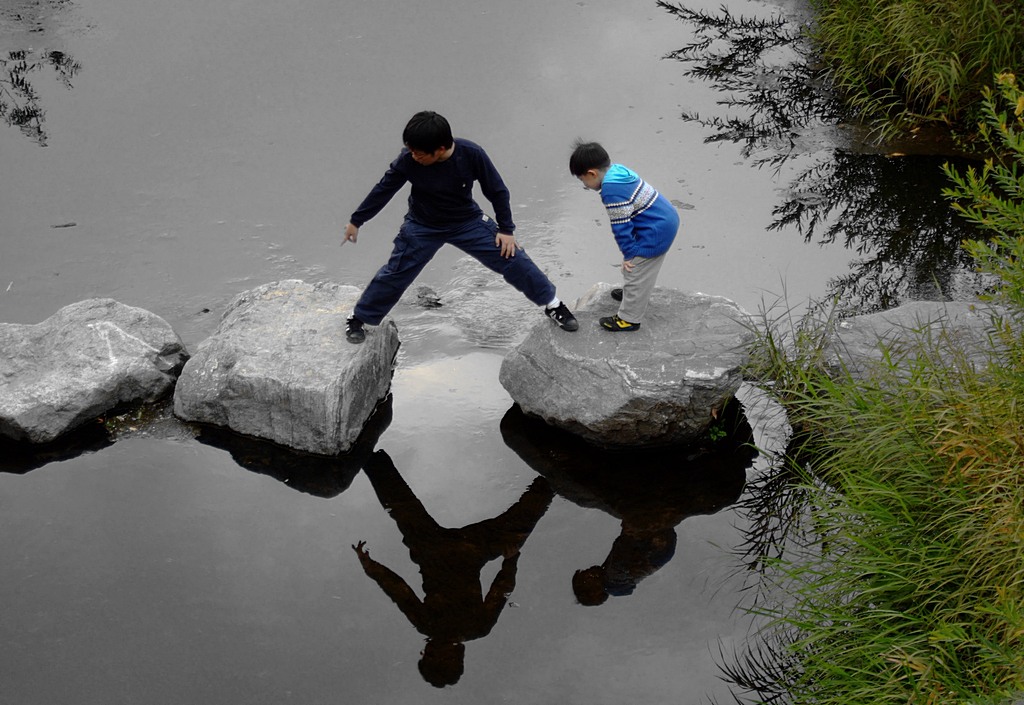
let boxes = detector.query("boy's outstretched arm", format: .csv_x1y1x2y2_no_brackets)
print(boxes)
342,158,409,245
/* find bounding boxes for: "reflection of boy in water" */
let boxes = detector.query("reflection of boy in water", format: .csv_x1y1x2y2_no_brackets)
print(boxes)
498,400,754,607
352,450,553,687
572,525,677,606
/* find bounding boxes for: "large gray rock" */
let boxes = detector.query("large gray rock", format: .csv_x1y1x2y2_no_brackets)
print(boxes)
827,301,1007,380
0,299,188,443
173,280,399,456
499,283,754,447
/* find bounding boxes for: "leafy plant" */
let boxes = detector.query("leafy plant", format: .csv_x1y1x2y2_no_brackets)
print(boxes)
944,72,1024,317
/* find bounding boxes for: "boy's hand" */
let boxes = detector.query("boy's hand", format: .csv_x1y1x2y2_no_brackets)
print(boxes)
352,541,370,563
622,258,636,272
496,232,518,258
342,223,359,245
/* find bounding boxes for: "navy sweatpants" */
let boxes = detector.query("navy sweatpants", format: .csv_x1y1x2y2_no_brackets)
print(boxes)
353,215,557,326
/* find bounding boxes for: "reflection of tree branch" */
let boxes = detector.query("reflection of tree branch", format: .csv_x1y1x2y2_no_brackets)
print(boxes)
659,2,990,314
659,2,796,72
658,0,841,166
732,457,811,576
0,49,81,146
720,439,843,704
714,625,805,705
770,153,987,313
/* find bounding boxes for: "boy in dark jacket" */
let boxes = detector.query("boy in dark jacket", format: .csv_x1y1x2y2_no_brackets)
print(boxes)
341,111,578,343
570,140,679,332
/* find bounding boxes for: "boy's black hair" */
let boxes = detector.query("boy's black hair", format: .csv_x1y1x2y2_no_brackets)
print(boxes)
403,111,454,153
569,140,611,176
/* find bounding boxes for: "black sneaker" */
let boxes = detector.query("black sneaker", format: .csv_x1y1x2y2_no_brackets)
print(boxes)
611,288,623,301
545,302,579,332
599,315,640,332
345,317,366,344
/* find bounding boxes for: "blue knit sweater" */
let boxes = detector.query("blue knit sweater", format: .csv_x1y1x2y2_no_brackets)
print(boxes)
600,164,679,259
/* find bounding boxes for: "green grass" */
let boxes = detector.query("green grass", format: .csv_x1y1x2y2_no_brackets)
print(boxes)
738,298,1024,704
728,76,1024,705
806,0,1024,141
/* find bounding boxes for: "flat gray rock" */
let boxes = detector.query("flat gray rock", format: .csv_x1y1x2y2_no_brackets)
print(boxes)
173,280,399,456
827,301,1007,380
499,283,754,447
0,299,188,443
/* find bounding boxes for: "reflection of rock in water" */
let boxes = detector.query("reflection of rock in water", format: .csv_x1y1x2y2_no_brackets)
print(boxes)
500,399,757,601
500,398,756,508
195,395,393,498
0,422,112,474
2,397,186,474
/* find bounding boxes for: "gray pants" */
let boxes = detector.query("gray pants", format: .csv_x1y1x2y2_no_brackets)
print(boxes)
618,253,667,324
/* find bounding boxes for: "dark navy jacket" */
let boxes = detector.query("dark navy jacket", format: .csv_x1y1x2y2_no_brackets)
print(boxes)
350,138,515,233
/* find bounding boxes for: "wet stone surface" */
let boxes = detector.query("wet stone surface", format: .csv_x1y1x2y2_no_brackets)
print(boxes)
0,298,187,443
173,280,400,455
500,282,754,447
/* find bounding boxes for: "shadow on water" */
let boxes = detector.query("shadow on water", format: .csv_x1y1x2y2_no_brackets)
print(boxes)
657,0,991,314
351,449,554,688
195,394,395,498
197,394,560,691
0,421,112,474
501,398,758,604
0,393,395,496
1,1,81,146
331,396,759,690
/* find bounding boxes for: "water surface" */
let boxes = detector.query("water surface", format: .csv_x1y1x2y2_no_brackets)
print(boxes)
0,0,973,702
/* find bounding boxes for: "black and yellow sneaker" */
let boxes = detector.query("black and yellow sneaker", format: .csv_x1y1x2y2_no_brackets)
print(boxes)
599,315,640,332
345,316,366,344
545,302,579,331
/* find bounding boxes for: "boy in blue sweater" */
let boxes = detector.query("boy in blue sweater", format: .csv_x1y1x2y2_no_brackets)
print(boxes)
569,141,679,332
341,111,578,343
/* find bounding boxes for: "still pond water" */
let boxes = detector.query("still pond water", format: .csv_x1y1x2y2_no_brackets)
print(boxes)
1,0,981,703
